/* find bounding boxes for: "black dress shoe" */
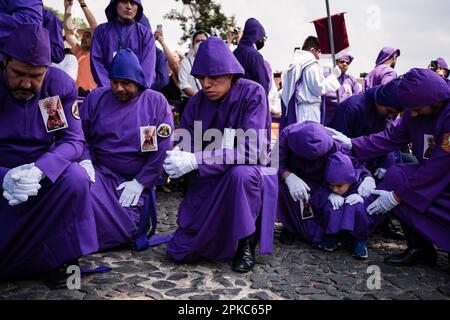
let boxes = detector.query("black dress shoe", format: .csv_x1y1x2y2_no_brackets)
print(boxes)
384,248,437,267
279,228,298,245
379,219,405,240
232,235,256,273
43,260,79,290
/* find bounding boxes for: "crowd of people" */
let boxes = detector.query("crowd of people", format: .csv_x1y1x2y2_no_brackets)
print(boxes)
0,0,449,289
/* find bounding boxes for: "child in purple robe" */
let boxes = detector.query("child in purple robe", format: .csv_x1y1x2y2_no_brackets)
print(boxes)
311,151,371,259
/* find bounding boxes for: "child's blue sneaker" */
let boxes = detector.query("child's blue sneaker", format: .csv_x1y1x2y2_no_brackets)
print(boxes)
318,236,338,252
353,240,368,259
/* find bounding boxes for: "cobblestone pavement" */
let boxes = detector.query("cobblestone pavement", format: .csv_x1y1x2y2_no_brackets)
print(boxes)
1,190,449,300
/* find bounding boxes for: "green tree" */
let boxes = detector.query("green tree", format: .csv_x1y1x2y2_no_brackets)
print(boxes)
165,0,237,45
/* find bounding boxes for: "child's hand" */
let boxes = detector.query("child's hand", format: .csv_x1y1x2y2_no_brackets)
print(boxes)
328,193,345,210
345,193,364,206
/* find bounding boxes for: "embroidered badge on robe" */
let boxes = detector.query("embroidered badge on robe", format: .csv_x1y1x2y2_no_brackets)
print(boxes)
157,123,172,138
423,134,436,159
71,102,80,120
441,133,450,153
38,96,69,133
140,126,158,152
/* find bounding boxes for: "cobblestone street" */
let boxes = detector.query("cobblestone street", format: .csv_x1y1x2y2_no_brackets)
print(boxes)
1,190,449,300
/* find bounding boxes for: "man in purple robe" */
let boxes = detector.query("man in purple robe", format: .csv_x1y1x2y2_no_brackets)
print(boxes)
0,24,98,283
80,48,173,251
323,54,361,125
90,0,156,88
277,121,373,245
233,18,270,95
164,37,278,273
329,68,450,266
363,47,400,92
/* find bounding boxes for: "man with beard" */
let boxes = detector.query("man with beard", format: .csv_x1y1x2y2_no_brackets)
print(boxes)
363,47,400,92
0,24,98,283
64,0,98,94
233,18,271,95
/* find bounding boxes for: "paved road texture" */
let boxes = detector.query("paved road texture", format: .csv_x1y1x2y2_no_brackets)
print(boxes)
1,189,449,300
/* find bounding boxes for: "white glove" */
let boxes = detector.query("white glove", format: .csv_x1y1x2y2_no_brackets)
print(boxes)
358,177,376,197
374,168,387,180
345,193,364,206
80,160,96,183
116,179,145,207
324,127,352,150
2,164,42,206
331,66,342,78
328,193,345,210
285,173,311,202
163,149,198,179
367,190,400,215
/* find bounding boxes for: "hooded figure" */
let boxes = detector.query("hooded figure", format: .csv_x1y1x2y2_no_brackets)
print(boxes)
323,53,361,125
363,47,400,91
90,0,156,88
233,18,270,95
165,37,278,273
277,121,372,245
351,68,450,265
331,79,404,174
310,151,372,256
0,24,98,281
80,48,173,251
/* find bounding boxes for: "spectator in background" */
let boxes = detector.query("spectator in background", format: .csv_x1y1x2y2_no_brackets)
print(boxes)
64,0,98,95
52,41,79,81
428,57,449,79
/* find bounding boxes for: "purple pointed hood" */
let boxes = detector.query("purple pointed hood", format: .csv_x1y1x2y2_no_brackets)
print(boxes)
240,18,266,45
437,57,449,71
191,36,244,78
398,68,450,109
325,151,357,184
286,121,334,160
367,78,404,110
1,24,51,67
105,0,144,22
375,47,400,66
108,48,149,89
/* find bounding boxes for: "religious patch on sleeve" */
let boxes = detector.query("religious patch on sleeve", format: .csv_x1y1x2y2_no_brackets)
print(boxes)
71,102,80,120
222,128,236,150
441,133,450,153
140,126,158,152
157,123,172,138
38,96,69,133
300,200,314,220
423,134,436,159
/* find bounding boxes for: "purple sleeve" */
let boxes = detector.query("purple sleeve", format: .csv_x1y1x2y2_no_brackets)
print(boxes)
90,26,110,87
395,120,450,212
352,77,361,95
196,85,271,178
0,166,9,185
0,0,43,46
352,116,410,161
277,127,290,180
79,91,95,161
35,81,84,183
249,54,271,95
135,95,174,188
43,9,64,64
141,26,156,89
380,68,398,85
151,49,169,91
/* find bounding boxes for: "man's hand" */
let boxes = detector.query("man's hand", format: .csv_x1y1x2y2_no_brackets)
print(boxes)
65,0,74,8
2,164,43,206
358,177,376,197
80,160,96,183
285,173,311,202
163,149,198,179
324,127,352,150
117,179,145,207
367,190,400,215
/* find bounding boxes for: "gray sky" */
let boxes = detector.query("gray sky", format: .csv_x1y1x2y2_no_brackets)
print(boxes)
44,0,450,77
